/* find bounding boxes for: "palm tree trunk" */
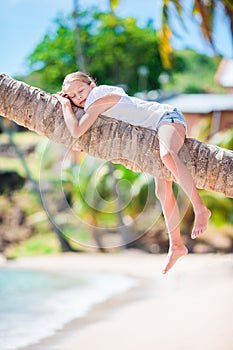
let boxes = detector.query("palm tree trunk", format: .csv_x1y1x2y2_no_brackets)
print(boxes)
1,73,233,198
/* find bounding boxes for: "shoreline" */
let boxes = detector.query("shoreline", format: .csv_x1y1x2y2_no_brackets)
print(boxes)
21,271,148,350
3,251,233,350
4,250,156,350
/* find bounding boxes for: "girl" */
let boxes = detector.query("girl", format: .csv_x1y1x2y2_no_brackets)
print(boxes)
55,71,211,274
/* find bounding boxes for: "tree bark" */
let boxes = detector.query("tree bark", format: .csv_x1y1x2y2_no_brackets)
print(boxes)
1,73,233,198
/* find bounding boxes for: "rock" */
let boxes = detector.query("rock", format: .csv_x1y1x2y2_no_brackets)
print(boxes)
0,170,25,194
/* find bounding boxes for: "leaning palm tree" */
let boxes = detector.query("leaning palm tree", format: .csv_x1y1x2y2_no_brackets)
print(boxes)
0,72,233,198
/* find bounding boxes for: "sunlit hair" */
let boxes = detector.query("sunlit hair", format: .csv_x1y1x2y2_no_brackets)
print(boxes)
62,71,95,92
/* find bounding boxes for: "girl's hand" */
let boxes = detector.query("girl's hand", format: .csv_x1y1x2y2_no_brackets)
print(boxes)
53,92,71,106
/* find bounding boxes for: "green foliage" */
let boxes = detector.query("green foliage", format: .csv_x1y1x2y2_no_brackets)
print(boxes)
0,131,45,181
87,13,162,93
0,184,60,259
210,127,233,150
62,155,155,229
25,9,163,94
26,16,78,92
22,7,223,95
5,232,61,259
162,50,223,93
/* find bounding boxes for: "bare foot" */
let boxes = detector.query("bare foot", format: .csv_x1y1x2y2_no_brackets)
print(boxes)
162,244,188,274
191,208,211,239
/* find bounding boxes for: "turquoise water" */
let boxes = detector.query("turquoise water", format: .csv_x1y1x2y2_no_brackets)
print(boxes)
0,268,137,350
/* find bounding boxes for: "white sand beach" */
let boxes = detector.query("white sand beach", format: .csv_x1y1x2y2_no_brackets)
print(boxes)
3,251,233,350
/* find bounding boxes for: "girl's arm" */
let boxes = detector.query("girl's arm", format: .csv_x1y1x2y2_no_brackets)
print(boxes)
55,93,121,139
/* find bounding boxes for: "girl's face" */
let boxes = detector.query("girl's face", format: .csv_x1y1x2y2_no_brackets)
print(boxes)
63,80,96,107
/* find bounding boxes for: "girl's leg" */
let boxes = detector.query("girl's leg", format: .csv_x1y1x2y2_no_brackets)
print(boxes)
155,177,188,274
158,123,211,239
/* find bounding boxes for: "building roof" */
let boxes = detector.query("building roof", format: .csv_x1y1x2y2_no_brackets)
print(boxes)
161,94,233,114
215,59,233,88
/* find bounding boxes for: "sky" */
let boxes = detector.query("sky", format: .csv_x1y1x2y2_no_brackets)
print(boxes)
0,0,232,77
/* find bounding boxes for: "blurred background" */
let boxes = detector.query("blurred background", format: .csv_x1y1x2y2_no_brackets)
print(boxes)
1,0,233,259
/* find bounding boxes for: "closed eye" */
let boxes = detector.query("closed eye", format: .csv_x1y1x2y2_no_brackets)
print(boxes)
68,93,75,98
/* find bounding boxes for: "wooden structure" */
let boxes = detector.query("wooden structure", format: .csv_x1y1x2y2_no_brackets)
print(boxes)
161,93,233,138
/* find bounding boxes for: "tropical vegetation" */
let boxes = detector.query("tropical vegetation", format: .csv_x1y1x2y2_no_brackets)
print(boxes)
19,8,223,95
1,1,233,257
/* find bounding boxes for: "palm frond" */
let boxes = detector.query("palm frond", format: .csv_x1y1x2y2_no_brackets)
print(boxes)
222,0,233,40
158,23,173,69
223,0,233,11
192,0,216,47
172,0,182,14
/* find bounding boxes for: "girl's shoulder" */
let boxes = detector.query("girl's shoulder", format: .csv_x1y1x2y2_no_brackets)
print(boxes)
84,85,127,111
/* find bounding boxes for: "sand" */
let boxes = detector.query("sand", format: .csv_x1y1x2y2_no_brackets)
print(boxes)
3,251,233,350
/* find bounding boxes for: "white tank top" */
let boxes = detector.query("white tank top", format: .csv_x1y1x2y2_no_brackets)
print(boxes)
84,85,175,130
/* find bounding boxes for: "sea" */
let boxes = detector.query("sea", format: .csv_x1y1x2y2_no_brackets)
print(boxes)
0,267,138,350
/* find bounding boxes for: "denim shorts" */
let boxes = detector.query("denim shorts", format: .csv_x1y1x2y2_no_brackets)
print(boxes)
156,108,187,131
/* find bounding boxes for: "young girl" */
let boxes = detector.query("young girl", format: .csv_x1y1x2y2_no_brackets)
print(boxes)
55,71,211,274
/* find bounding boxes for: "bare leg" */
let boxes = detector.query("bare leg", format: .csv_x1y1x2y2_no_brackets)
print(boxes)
155,177,188,274
158,123,211,239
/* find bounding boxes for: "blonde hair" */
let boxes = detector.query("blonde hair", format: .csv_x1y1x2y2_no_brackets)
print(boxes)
62,71,95,92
